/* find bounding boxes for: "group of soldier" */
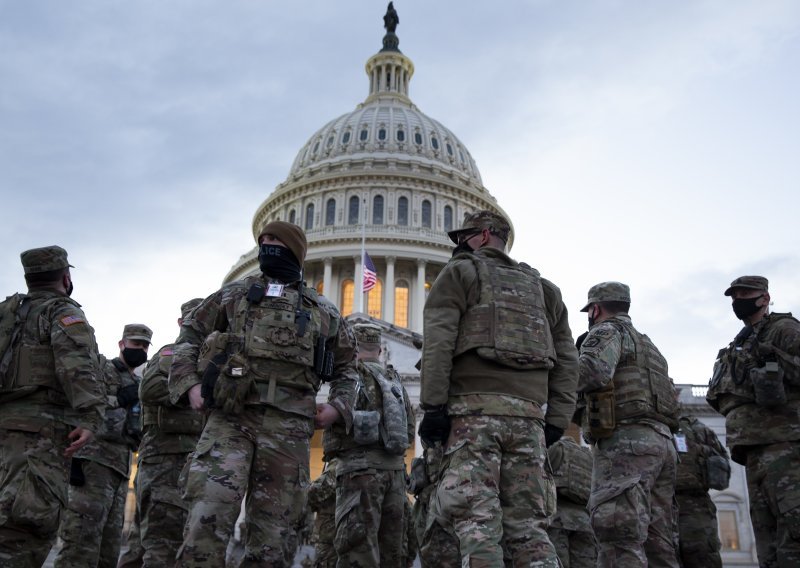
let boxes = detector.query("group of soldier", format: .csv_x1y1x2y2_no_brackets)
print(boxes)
0,210,798,568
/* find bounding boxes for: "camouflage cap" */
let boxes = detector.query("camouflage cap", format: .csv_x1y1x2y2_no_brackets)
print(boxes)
724,275,768,296
20,245,74,274
353,323,382,345
580,281,631,312
180,298,204,319
122,323,153,344
447,210,511,244
257,220,308,264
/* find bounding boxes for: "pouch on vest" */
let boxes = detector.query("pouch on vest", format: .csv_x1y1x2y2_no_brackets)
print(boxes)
373,370,409,455
706,454,731,490
157,406,205,435
212,353,253,415
352,410,380,446
407,456,428,496
587,385,615,439
751,361,787,407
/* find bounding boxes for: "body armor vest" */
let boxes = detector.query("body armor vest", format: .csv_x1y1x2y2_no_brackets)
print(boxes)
675,417,709,492
609,318,678,429
454,249,555,370
549,438,593,505
141,345,204,434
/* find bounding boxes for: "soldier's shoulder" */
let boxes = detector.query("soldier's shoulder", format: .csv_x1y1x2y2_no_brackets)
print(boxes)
155,343,176,357
768,312,800,331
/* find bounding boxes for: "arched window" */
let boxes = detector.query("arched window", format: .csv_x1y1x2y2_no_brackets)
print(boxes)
359,129,369,141
444,205,453,232
396,129,405,142
348,196,360,225
414,132,423,145
394,280,409,328
342,131,351,144
325,198,336,226
373,195,384,224
378,128,387,141
367,280,383,319
397,196,408,226
431,137,439,150
341,280,354,317
305,203,314,230
421,200,432,228
289,209,296,225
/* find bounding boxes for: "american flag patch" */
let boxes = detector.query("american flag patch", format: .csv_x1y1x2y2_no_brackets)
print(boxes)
60,315,86,326
162,348,174,356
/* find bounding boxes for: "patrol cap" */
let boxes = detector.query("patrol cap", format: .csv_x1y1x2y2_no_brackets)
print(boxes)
724,275,768,296
447,210,511,244
20,245,74,274
180,298,204,319
353,323,382,346
580,281,631,312
257,220,308,264
122,323,153,344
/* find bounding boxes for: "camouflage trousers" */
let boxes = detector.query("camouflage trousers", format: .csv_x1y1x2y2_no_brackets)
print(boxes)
402,496,418,568
548,499,597,568
434,414,558,567
745,441,800,567
177,405,313,567
313,505,336,568
675,491,721,568
334,468,406,567
589,424,679,568
414,484,459,567
0,421,70,568
136,452,191,566
54,459,129,568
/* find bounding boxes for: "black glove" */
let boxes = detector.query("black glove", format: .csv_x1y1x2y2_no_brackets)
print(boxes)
418,407,451,447
544,424,564,448
116,384,140,408
575,331,589,351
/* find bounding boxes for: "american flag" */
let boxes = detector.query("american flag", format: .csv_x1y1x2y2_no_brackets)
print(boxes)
362,252,377,292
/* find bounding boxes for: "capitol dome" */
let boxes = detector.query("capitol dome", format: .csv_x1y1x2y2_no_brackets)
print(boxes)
224,5,512,341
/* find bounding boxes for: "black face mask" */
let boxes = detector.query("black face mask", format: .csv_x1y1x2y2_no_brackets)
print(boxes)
258,244,301,283
122,347,148,368
732,296,763,320
66,280,74,297
588,306,597,329
451,241,474,257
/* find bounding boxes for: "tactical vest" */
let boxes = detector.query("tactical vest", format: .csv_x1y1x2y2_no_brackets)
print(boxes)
454,249,555,370
141,345,204,434
549,438,593,505
675,417,709,492
0,294,68,401
228,277,331,392
608,318,678,429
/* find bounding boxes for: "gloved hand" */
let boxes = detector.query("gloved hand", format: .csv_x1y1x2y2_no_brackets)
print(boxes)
116,384,140,408
544,423,564,447
575,331,589,351
418,406,451,447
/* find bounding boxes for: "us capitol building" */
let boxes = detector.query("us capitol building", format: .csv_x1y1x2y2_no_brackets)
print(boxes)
220,6,758,566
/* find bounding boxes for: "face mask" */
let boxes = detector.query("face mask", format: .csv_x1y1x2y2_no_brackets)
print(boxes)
451,241,474,257
732,296,763,320
258,244,301,283
588,306,597,329
66,280,74,297
122,347,148,368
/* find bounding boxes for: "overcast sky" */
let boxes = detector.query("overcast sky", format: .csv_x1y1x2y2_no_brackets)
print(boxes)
2,1,798,385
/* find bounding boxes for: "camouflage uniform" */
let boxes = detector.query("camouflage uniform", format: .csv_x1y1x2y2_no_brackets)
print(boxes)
56,324,151,568
324,323,415,568
0,246,105,568
308,460,337,568
547,436,597,568
706,275,800,567
420,211,578,567
674,414,729,568
578,282,679,568
169,221,358,567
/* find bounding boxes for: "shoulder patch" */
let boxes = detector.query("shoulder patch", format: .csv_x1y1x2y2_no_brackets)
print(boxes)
60,314,86,327
161,348,174,357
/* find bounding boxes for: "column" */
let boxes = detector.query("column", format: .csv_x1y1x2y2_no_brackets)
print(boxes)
384,256,396,325
323,257,333,298
414,259,426,332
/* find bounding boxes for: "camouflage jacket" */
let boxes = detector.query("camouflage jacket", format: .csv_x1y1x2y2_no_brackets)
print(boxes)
675,414,729,492
421,246,578,428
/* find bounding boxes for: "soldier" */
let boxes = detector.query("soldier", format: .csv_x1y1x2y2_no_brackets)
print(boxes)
323,322,415,567
706,275,800,566
307,459,337,568
131,298,204,566
674,409,730,568
0,246,105,567
55,322,152,568
419,210,578,566
578,281,680,567
547,435,597,568
169,220,358,566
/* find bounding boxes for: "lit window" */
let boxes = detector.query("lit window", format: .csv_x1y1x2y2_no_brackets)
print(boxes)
315,281,324,295
341,280,354,317
394,281,409,328
397,196,408,226
718,510,740,551
425,281,432,297
444,205,453,231
305,203,314,230
421,200,432,228
348,196,360,225
373,195,384,224
367,280,382,319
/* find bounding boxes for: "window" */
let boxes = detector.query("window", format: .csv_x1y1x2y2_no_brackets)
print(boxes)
289,209,296,225
360,129,368,141
414,132,423,145
378,128,387,141
326,136,334,148
373,195,384,224
367,280,382,319
431,137,439,150
312,141,319,153
342,131,351,144
397,129,405,142
397,196,408,226
305,203,314,230
341,280,354,317
394,281,409,328
325,199,336,226
348,196,360,225
446,143,453,156
718,510,740,551
444,205,453,232
315,280,324,295
421,200,432,228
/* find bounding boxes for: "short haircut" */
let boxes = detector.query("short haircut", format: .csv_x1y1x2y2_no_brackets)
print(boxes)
599,301,630,315
25,267,66,288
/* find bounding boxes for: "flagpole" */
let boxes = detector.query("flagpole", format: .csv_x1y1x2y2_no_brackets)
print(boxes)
359,197,367,313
